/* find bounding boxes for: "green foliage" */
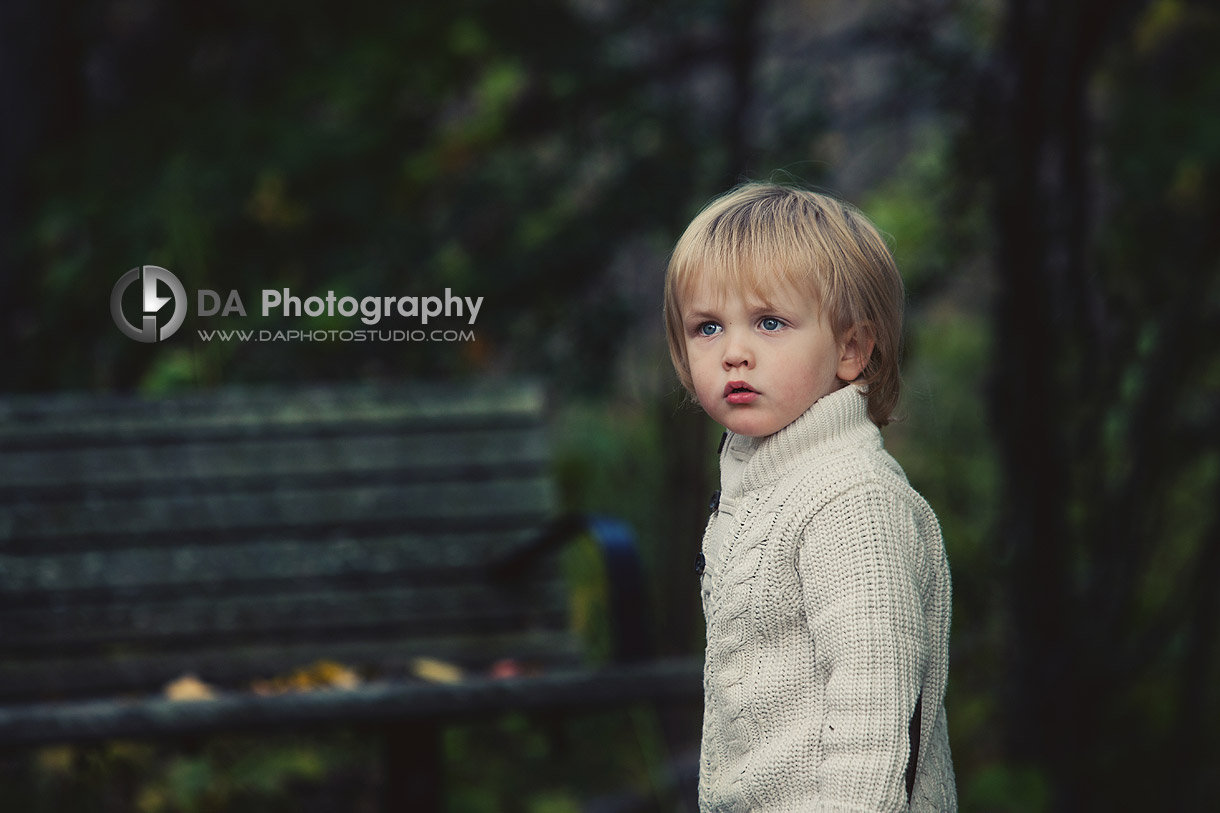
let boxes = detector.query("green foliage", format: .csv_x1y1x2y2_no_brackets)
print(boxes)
552,400,672,586
4,709,686,812
560,532,615,665
444,710,671,813
3,734,375,813
139,348,199,395
961,763,1052,813
862,125,985,299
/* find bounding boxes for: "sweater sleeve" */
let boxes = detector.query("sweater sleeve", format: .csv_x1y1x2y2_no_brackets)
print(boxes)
796,482,928,812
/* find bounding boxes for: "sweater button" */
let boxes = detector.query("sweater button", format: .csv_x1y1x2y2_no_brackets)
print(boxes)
708,490,720,512
694,552,706,576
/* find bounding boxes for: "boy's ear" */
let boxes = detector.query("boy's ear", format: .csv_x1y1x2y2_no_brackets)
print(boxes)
836,324,876,382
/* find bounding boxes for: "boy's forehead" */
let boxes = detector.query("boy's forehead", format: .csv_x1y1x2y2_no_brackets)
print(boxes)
681,271,816,311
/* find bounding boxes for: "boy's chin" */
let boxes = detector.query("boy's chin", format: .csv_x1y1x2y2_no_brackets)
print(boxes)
697,395,788,438
716,412,784,438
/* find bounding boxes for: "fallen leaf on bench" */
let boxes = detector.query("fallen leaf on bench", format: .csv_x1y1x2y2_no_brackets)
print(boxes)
490,658,528,679
164,673,218,702
410,657,463,684
488,658,545,680
314,660,361,689
250,660,362,695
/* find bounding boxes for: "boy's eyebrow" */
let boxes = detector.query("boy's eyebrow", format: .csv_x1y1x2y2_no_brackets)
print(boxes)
750,301,797,317
683,301,801,322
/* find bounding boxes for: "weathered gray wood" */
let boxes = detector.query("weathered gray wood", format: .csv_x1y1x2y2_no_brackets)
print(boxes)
0,530,540,595
0,428,550,492
0,659,704,747
0,383,545,448
3,479,553,547
0,384,567,696
0,580,567,649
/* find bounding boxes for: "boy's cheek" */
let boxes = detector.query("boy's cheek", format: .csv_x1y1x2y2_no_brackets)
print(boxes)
688,380,716,415
690,370,717,405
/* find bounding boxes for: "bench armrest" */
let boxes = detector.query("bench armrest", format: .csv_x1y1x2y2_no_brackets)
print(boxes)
490,513,651,663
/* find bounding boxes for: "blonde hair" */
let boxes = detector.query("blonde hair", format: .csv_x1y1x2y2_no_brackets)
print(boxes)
663,182,904,427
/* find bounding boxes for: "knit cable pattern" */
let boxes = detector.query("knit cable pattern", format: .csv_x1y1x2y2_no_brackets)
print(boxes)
699,443,769,811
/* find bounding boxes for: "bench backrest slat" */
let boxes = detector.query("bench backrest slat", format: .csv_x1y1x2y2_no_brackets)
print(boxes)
1,429,550,492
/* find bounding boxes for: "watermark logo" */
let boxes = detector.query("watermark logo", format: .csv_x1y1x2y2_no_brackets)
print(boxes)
109,266,482,343
110,265,187,342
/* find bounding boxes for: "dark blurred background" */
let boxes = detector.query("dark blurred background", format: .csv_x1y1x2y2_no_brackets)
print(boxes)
1,0,1218,810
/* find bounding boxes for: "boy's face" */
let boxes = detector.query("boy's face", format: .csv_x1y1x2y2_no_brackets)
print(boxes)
681,278,857,438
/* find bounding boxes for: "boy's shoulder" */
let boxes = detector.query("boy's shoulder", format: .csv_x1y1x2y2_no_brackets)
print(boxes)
781,449,944,580
782,441,931,522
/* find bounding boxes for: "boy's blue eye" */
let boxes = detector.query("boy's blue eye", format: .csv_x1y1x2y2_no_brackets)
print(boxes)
760,317,783,331
699,323,721,336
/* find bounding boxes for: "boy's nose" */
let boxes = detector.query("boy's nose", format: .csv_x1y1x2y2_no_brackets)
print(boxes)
722,332,754,369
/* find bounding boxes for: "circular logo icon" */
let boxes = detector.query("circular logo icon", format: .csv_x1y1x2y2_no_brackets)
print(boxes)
110,266,187,342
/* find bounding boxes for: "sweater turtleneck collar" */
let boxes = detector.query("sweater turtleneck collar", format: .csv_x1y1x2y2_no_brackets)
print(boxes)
720,382,880,496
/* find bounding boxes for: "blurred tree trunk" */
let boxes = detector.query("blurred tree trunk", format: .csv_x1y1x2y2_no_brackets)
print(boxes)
980,4,1117,802
657,392,713,658
657,0,764,660
0,0,84,382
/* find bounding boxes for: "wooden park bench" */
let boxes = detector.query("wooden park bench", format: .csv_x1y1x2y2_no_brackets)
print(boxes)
0,381,702,809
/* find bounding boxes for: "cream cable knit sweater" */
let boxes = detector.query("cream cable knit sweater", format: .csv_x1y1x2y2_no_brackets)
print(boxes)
697,383,956,812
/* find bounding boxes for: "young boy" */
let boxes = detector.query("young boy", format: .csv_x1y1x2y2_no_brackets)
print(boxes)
664,183,956,811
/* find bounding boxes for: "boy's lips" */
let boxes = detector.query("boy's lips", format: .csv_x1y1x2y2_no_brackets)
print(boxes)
724,380,758,405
